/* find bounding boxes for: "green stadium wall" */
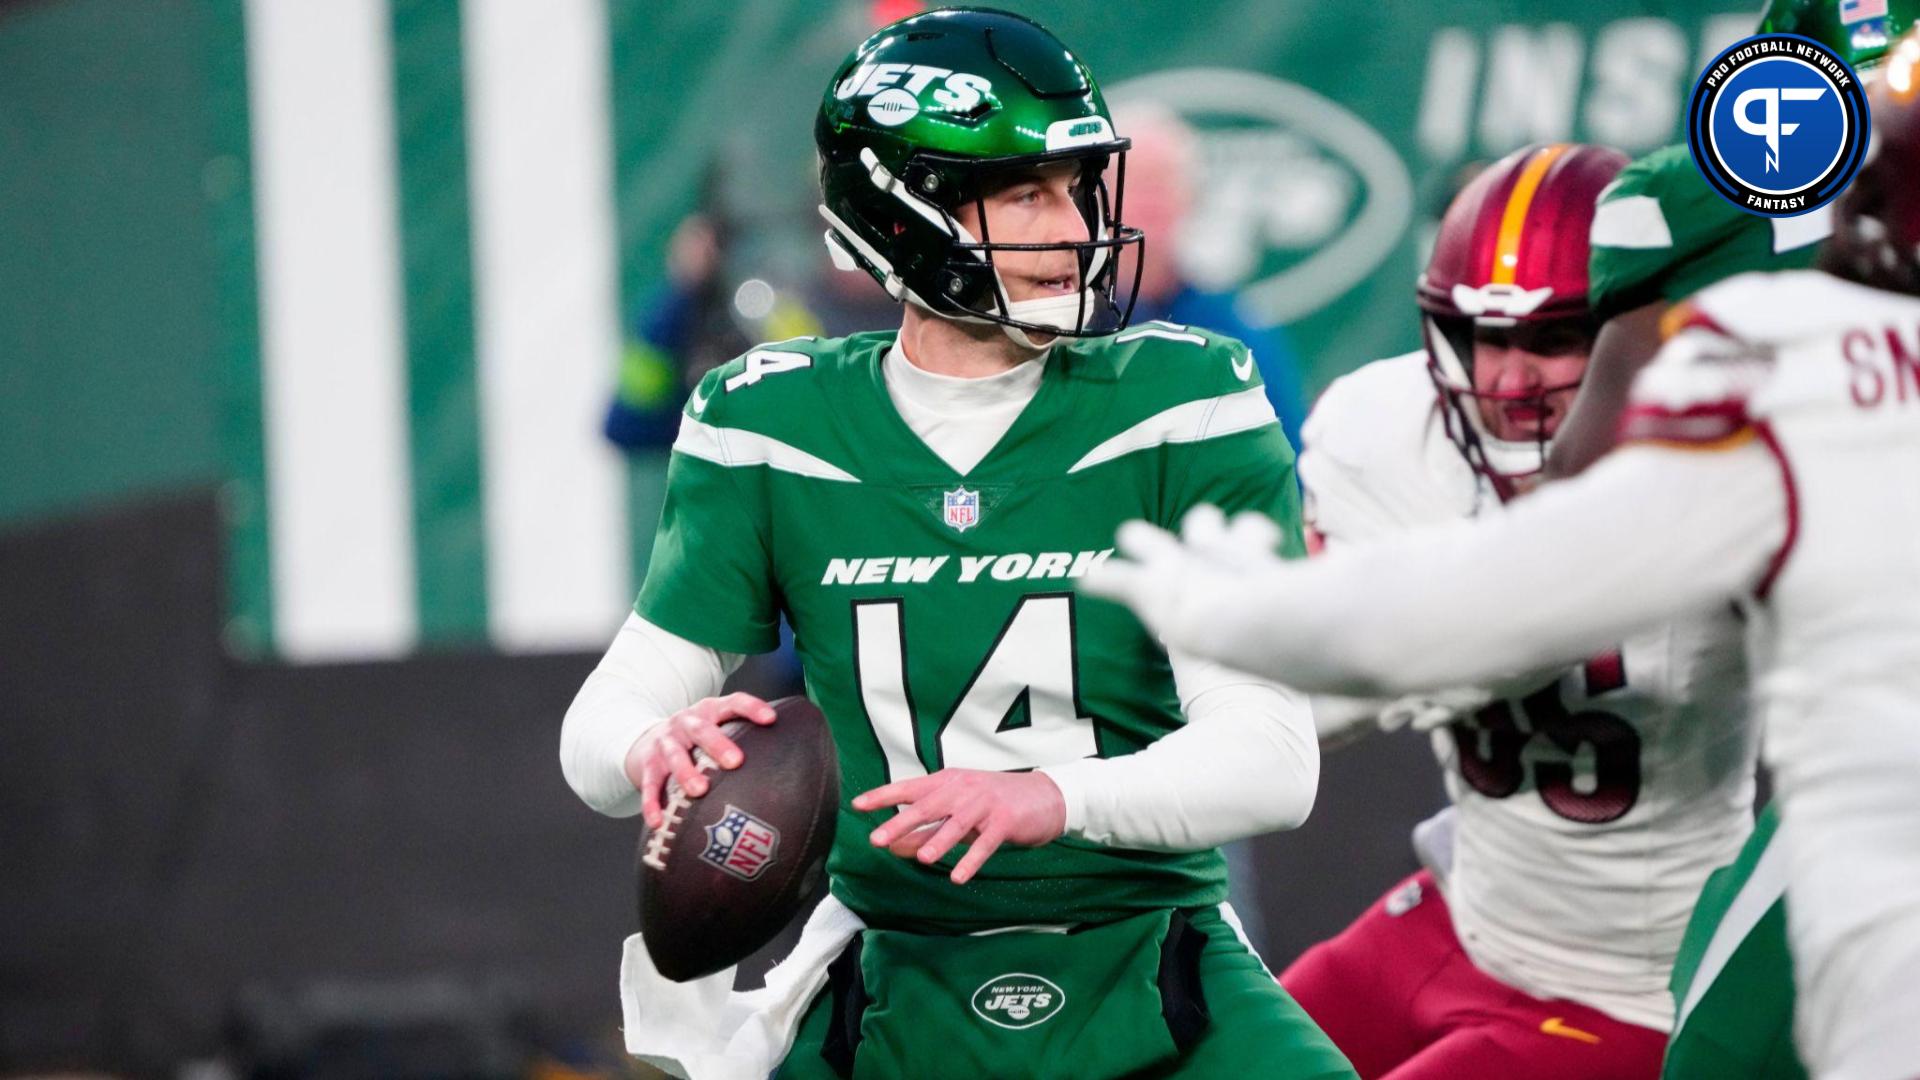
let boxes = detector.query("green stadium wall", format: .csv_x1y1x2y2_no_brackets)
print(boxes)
0,0,1754,660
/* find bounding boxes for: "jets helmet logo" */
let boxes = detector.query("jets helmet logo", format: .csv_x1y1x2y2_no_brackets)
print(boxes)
971,973,1066,1029
832,63,994,122
867,87,919,127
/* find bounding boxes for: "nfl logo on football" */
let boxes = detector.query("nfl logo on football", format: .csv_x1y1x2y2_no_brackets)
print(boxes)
700,805,781,881
944,486,981,532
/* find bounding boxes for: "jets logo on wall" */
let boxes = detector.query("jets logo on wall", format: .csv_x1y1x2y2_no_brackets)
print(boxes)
1687,34,1870,217
1108,68,1413,326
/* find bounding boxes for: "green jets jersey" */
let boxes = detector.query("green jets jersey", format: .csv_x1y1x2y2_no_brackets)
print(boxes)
1588,144,1831,322
636,324,1302,933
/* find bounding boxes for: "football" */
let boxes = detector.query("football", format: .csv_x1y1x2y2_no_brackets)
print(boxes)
636,695,840,982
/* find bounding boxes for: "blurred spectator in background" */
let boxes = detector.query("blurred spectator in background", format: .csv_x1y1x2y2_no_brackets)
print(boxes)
603,210,817,451
600,167,899,701
1117,104,1309,449
602,170,900,453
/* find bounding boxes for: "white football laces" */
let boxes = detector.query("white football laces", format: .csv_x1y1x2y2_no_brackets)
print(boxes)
641,748,720,871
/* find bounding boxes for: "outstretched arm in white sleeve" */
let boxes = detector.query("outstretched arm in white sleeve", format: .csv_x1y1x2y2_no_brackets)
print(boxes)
1087,441,1788,698
1030,507,1322,849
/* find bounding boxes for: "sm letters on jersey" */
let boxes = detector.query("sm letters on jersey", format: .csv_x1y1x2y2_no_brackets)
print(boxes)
1841,320,1920,408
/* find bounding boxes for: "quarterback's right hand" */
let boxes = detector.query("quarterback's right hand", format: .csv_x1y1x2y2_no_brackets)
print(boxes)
625,693,778,828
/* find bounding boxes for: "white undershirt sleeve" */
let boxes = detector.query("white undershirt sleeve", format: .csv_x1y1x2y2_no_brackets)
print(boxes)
559,612,745,818
1182,442,1787,697
1038,650,1319,852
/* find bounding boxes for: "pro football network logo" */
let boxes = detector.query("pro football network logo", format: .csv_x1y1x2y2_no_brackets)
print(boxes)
970,973,1066,1029
1686,34,1871,217
699,804,780,881
943,486,981,532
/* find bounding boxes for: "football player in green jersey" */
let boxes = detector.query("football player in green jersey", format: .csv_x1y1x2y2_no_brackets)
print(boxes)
560,9,1353,1078
1543,5,1914,1079
1546,0,1916,482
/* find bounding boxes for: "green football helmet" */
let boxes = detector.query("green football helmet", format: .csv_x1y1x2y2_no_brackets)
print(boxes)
1758,0,1918,71
815,7,1143,345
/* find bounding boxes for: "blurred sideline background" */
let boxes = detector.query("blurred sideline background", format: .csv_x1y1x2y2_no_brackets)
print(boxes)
0,0,1749,1075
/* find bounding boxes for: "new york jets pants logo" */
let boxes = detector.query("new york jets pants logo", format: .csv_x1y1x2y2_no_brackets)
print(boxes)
1687,33,1870,217
971,973,1066,1030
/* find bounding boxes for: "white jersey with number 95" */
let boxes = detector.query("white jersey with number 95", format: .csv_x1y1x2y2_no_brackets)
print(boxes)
1298,352,1758,1031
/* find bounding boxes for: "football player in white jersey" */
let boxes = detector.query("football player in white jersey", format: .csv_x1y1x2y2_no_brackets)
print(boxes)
1088,41,1920,1080
1265,142,1759,1079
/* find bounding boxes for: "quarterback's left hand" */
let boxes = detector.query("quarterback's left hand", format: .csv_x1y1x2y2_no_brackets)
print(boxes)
853,769,1067,885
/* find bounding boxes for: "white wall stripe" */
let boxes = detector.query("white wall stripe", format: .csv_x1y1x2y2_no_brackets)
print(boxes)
1067,387,1278,473
464,0,628,651
245,0,417,661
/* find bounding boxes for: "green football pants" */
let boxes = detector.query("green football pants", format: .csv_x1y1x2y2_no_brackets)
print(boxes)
1662,804,1806,1080
776,904,1356,1079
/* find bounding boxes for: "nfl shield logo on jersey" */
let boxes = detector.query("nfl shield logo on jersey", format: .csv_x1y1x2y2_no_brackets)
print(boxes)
700,804,780,881
944,486,981,532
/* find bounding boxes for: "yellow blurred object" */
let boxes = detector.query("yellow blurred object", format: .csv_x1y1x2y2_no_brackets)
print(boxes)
1888,28,1920,98
764,294,825,344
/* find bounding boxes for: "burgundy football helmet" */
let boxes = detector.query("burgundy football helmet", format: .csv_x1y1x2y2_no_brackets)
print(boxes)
1822,30,1920,297
1417,143,1628,500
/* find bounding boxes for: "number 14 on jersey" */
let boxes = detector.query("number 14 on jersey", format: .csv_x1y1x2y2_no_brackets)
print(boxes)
853,594,1098,780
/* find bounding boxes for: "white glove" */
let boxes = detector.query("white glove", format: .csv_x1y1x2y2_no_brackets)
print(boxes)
1174,504,1283,570
1312,685,1494,752
1082,506,1285,654
1376,685,1496,734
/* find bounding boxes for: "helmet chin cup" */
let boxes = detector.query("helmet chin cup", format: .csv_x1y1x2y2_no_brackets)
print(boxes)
1000,289,1100,350
1423,315,1569,502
